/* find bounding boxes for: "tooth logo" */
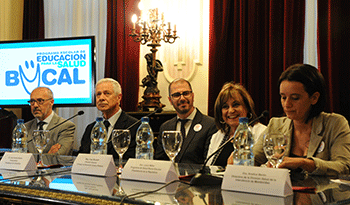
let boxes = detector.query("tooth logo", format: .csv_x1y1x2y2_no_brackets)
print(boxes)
18,60,40,95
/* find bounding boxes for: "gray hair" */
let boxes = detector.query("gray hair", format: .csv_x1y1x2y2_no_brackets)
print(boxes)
32,87,54,99
96,78,122,95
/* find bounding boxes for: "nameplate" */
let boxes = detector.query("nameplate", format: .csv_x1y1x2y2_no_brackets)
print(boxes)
72,154,116,176
71,174,116,195
0,152,37,171
221,165,293,197
120,159,178,183
0,170,36,182
120,179,180,203
222,190,293,205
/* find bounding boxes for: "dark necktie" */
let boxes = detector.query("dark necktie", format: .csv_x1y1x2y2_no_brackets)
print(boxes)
37,121,46,130
178,119,189,138
103,120,110,132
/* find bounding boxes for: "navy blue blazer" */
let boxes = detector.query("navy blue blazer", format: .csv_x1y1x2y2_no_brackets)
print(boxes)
78,111,138,160
155,109,217,164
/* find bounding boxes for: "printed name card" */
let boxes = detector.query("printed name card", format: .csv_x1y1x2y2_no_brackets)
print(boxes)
221,190,293,205
0,152,37,171
221,165,293,197
71,174,117,195
1,170,36,182
121,159,178,183
72,154,116,176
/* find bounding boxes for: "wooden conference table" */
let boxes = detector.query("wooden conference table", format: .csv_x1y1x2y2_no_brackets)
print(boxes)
0,154,349,205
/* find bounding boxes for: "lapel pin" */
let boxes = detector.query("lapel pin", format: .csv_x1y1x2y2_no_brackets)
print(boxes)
194,124,202,132
317,141,325,153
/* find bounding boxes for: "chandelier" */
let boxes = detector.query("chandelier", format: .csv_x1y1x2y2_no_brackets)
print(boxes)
129,1,179,111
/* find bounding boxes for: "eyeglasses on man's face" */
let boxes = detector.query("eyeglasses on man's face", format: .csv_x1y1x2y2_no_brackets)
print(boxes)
170,91,192,99
28,98,52,105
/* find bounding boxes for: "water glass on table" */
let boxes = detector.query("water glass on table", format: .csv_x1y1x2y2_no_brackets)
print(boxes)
263,133,288,168
161,130,183,163
111,129,131,174
32,130,50,167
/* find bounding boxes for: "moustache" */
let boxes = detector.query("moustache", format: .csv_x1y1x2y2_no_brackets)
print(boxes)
33,108,41,112
177,99,189,105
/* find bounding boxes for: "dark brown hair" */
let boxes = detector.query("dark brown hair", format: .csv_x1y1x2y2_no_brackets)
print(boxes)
278,64,326,123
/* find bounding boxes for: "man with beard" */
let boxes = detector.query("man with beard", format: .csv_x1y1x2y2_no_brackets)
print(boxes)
155,78,217,164
26,87,75,155
78,78,138,159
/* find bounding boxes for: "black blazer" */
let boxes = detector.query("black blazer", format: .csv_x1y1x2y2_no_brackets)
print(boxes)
78,111,139,160
155,109,217,164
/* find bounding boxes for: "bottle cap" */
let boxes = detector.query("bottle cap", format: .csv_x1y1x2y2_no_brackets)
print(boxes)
141,116,149,123
96,117,103,122
239,117,248,123
17,119,24,123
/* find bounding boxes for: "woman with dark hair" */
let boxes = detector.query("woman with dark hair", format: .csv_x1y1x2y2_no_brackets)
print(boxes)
253,64,350,175
206,82,266,167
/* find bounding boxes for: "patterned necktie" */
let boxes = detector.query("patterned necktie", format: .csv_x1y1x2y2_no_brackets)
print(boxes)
37,121,46,130
178,119,189,138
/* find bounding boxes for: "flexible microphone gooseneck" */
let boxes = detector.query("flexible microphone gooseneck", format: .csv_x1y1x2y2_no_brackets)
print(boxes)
0,115,10,121
126,107,163,130
106,107,163,143
48,110,84,131
190,110,269,186
248,110,269,126
27,110,84,143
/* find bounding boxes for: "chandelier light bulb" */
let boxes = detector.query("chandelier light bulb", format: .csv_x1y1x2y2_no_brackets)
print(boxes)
132,14,137,23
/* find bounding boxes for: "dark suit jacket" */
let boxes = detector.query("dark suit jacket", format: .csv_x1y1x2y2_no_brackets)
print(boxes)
26,112,76,155
78,111,138,160
155,109,217,164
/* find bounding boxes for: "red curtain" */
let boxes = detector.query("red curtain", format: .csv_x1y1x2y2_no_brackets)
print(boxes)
318,1,350,121
105,0,140,111
208,0,305,121
22,0,45,40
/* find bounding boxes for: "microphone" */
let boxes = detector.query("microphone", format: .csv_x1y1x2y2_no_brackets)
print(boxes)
0,115,10,121
106,107,162,143
190,110,269,186
126,107,163,131
27,110,84,144
248,110,269,126
48,110,84,131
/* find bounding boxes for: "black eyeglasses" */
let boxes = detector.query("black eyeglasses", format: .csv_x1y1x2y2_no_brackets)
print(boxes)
28,98,52,105
171,91,192,99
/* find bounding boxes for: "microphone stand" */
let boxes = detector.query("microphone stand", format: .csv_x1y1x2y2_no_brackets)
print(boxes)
190,110,269,186
106,108,162,143
48,111,84,131
125,108,162,130
190,133,236,186
27,111,84,143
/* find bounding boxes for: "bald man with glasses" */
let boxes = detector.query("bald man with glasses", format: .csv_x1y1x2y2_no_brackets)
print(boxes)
155,78,217,164
25,87,75,155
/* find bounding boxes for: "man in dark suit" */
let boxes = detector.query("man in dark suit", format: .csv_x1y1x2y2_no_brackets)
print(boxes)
26,87,75,155
78,78,138,159
155,78,217,164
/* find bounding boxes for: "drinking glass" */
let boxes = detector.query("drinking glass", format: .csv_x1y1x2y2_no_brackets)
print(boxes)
162,131,183,163
111,129,131,174
263,133,288,168
32,130,50,167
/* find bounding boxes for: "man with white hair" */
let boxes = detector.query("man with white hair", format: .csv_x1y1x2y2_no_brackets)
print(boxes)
78,78,138,159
